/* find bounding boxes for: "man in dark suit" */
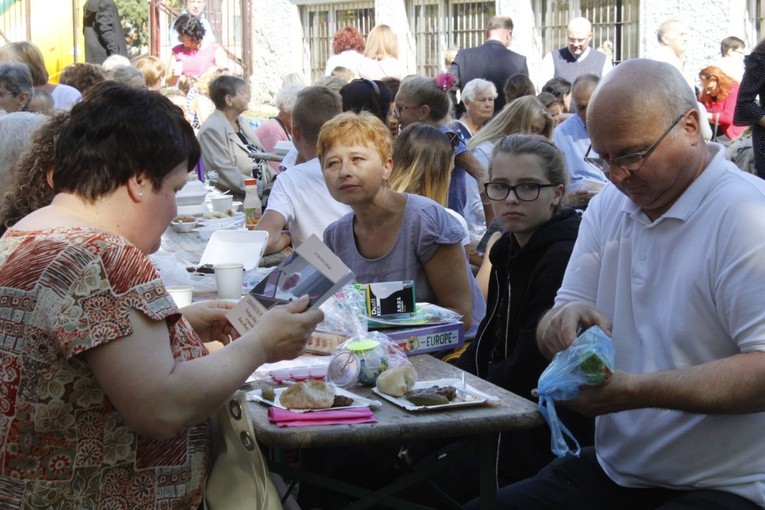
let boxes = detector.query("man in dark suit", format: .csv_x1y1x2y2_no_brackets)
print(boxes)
450,15,529,114
83,0,128,65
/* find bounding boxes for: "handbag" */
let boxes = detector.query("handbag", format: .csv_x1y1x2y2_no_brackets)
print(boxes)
205,390,283,510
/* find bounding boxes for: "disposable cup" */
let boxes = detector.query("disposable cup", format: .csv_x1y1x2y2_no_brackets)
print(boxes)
166,285,193,308
211,195,234,213
214,263,244,299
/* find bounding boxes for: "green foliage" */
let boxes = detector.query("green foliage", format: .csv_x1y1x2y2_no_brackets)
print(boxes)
115,0,186,49
115,0,148,48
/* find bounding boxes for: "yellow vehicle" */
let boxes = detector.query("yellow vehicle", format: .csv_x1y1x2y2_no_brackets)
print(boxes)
0,0,86,83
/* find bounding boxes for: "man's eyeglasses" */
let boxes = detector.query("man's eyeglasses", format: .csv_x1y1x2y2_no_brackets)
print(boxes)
393,105,419,117
484,182,556,202
0,90,15,98
583,113,686,176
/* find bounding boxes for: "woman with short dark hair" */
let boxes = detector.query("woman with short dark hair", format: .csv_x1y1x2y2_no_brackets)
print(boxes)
0,82,322,507
169,13,226,85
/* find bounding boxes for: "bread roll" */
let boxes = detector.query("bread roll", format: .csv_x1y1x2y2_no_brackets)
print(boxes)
375,365,418,397
279,380,335,409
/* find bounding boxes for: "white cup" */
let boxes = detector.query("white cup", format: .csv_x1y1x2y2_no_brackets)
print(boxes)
214,263,244,299
211,195,234,213
166,285,193,308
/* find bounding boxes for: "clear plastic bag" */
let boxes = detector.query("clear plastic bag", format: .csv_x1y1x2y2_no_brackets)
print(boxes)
536,326,615,457
322,284,413,386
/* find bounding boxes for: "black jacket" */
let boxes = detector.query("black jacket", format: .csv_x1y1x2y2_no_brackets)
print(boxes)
449,40,528,113
454,208,593,481
83,0,128,65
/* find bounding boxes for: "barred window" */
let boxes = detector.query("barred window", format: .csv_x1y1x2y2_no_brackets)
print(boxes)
407,0,495,77
299,2,375,83
748,0,765,45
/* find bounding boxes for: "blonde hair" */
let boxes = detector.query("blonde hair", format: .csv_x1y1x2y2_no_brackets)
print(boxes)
364,25,400,60
317,111,393,168
0,41,48,86
468,96,553,150
388,123,452,206
134,55,166,90
195,66,226,95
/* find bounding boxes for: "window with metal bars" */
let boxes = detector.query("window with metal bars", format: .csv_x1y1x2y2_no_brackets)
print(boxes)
532,0,639,65
749,0,765,44
299,2,375,83
406,0,496,77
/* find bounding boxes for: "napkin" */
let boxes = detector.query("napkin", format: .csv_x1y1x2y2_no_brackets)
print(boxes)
268,407,377,427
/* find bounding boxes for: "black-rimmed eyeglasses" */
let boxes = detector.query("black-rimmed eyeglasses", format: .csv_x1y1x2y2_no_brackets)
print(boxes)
484,182,557,201
583,113,686,176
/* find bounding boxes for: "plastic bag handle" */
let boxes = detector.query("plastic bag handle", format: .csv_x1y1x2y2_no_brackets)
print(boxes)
538,395,581,458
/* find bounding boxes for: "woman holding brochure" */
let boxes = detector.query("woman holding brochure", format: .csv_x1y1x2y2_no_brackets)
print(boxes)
0,82,322,508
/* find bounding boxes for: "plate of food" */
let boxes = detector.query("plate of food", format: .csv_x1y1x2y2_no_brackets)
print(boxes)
248,380,381,412
373,377,492,412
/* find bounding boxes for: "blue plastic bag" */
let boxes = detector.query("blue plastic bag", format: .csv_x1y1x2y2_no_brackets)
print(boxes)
536,326,615,457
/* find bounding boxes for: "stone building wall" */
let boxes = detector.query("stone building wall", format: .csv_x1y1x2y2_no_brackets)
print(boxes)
641,0,747,84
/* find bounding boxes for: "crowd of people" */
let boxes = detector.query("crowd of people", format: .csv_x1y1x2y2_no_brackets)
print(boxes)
1,4,765,509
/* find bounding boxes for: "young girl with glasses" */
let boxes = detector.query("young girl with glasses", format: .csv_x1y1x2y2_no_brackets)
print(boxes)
454,133,594,486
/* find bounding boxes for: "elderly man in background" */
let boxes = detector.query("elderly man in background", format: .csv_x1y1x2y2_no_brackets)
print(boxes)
538,17,611,87
450,15,529,114
0,63,34,113
553,73,604,207
467,58,765,510
650,19,693,90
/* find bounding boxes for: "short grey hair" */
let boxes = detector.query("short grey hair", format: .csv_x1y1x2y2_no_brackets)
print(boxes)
657,19,682,45
0,63,34,104
102,54,131,73
461,78,497,103
645,61,697,120
0,111,47,187
275,84,304,113
111,65,146,87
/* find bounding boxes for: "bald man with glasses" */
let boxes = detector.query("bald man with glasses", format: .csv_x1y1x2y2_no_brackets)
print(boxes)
537,17,612,88
467,58,765,510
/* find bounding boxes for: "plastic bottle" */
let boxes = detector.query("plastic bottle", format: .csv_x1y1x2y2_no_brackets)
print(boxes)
243,178,262,229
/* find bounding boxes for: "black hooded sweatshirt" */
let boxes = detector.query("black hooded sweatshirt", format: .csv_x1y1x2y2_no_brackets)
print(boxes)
454,207,594,482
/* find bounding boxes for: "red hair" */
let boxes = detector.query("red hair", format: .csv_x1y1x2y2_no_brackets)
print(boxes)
698,65,736,104
332,27,365,55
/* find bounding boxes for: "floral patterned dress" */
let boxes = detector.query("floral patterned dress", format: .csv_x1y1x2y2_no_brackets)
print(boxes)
0,227,210,509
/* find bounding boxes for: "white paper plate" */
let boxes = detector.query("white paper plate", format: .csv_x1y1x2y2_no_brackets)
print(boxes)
373,378,490,412
198,229,268,270
176,193,207,206
247,384,380,412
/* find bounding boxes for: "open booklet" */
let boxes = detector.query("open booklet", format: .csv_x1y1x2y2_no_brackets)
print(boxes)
226,234,355,335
